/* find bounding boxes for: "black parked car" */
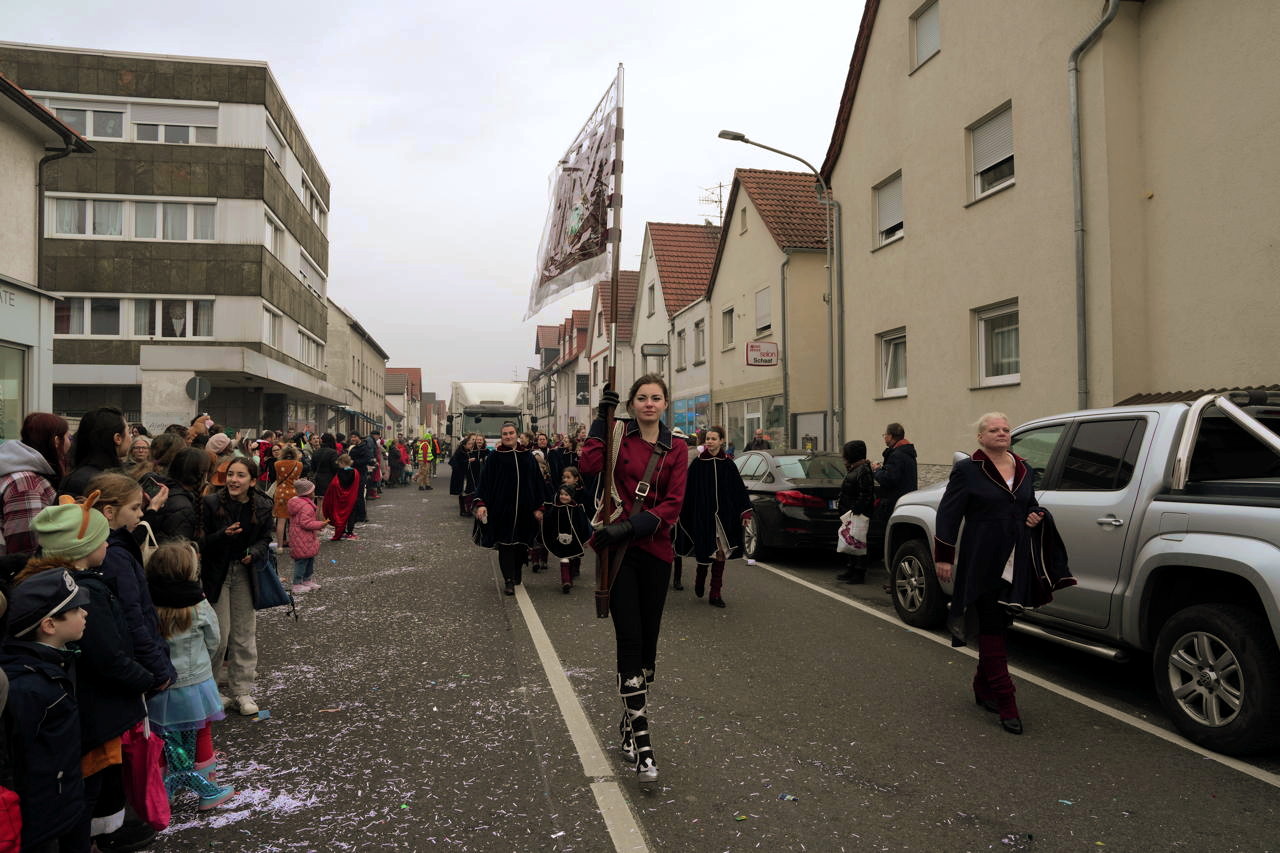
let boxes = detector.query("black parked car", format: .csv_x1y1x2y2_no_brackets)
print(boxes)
732,450,845,559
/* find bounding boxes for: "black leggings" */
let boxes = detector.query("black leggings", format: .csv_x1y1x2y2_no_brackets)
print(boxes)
975,587,1013,635
610,549,671,675
497,543,525,585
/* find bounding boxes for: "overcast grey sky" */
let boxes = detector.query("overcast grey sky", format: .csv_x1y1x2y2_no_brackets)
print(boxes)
6,0,866,398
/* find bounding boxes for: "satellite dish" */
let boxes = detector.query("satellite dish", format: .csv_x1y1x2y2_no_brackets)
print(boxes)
185,376,212,402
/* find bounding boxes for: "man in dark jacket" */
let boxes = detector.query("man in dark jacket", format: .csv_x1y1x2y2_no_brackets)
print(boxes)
869,423,918,564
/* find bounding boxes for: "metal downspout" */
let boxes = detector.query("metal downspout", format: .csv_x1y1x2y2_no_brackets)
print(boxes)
831,199,845,446
779,254,790,446
36,142,75,289
1069,0,1121,409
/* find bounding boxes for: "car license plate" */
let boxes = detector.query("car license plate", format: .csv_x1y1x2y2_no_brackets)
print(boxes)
828,499,838,510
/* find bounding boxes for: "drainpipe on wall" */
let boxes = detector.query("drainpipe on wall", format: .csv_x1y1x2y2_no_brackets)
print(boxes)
1068,0,1121,410
36,142,76,289
779,254,790,447
831,199,845,446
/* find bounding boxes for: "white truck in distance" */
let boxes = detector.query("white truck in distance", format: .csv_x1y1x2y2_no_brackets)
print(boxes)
447,381,531,449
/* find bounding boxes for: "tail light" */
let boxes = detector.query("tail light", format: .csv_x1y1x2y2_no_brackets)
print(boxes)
776,490,825,508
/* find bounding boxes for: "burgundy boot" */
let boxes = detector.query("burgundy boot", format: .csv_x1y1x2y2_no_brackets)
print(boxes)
977,634,1022,734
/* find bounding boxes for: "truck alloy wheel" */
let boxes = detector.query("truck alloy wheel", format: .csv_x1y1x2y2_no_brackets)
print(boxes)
1153,603,1280,756
890,539,946,628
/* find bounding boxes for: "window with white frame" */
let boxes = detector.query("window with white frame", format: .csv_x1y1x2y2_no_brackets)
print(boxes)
875,172,904,245
676,329,687,370
647,284,656,317
51,197,213,241
592,360,599,387
596,310,604,337
971,104,1014,197
722,307,735,347
265,119,285,168
976,302,1020,385
298,329,325,369
131,104,218,145
694,319,706,363
263,305,284,350
264,215,283,256
53,296,212,338
54,106,124,140
299,252,325,295
880,328,908,396
301,177,327,230
739,206,748,235
755,288,772,333
911,0,940,69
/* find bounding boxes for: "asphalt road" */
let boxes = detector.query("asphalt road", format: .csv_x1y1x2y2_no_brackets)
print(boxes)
156,467,1280,851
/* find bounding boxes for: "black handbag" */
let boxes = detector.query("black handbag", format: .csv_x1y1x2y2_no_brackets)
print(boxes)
252,551,296,618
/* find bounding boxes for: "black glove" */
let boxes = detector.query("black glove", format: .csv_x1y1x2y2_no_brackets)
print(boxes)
592,518,634,549
596,385,621,420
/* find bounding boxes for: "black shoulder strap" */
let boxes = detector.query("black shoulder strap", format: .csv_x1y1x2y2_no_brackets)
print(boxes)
630,445,666,518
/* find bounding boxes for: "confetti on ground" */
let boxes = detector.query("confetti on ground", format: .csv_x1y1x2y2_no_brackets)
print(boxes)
778,793,799,801
1059,799,1074,805
253,710,270,721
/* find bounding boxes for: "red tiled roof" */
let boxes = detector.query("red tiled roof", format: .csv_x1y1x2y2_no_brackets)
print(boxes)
535,324,560,353
735,169,828,251
707,169,829,296
386,367,422,397
595,271,639,345
820,0,881,181
571,309,590,328
647,222,721,315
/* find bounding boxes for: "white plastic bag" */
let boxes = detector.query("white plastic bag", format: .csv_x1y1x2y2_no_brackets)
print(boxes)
836,511,869,556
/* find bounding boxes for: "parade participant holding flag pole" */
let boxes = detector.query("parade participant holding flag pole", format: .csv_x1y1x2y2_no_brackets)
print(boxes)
580,375,686,786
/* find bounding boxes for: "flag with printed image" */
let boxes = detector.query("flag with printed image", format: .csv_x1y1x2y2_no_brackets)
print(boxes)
526,68,623,319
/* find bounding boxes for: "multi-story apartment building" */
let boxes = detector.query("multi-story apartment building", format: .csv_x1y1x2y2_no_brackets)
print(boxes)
821,0,1280,462
325,298,387,436
385,367,423,436
0,42,341,433
0,74,92,437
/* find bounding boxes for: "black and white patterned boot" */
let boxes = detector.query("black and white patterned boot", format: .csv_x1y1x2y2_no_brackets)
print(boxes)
619,671,657,785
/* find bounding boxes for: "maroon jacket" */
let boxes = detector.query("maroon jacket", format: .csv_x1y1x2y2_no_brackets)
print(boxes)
579,417,687,563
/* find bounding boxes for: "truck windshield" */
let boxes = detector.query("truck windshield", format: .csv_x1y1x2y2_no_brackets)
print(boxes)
470,414,522,439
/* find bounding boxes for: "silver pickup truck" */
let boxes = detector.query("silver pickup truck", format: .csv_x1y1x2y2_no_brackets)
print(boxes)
885,391,1280,755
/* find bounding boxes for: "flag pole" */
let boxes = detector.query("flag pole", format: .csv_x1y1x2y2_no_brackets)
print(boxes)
596,63,625,619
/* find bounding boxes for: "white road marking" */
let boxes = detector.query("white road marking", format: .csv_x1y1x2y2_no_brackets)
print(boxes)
514,583,651,853
756,561,1280,791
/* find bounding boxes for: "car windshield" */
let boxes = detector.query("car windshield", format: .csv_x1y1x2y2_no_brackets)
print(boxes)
773,454,845,480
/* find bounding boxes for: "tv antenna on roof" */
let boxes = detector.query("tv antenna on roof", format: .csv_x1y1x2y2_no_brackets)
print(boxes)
698,181,730,225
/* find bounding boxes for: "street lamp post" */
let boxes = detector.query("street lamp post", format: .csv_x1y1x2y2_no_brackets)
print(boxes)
718,130,839,451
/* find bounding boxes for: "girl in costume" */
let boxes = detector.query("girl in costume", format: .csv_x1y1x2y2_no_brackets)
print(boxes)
675,426,752,608
472,423,547,595
322,454,361,541
540,466,592,594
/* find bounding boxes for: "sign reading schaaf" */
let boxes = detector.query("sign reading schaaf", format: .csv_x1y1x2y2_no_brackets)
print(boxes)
745,341,780,366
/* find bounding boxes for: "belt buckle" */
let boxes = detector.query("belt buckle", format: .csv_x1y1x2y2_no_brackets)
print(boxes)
634,481,651,500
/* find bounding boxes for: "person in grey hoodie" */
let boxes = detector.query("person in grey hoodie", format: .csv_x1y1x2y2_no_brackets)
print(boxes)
0,413,69,555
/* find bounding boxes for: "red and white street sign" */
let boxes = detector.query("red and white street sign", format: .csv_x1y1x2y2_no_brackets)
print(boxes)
745,341,780,366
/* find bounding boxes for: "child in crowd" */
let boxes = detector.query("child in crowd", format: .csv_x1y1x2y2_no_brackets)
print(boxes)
146,542,236,811
540,467,591,595
2,494,118,851
1,567,92,851
322,455,361,541
285,479,328,593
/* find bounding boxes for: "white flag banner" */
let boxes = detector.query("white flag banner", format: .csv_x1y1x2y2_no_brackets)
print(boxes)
526,69,622,319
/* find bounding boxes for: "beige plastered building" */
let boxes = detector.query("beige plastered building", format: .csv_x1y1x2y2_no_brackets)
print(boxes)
708,169,830,452
822,0,1280,464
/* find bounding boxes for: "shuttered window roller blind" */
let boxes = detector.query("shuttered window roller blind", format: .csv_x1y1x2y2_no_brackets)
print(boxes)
132,104,218,126
972,107,1013,173
915,2,940,63
877,175,903,230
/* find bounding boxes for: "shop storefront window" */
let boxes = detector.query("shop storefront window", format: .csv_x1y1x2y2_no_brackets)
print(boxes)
0,346,25,441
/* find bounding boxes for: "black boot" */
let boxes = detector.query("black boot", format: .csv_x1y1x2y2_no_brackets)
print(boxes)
837,555,866,584
672,558,684,591
619,671,657,785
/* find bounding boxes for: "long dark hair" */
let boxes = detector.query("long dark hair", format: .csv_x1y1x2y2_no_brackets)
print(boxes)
321,433,337,449
70,406,127,470
167,447,212,493
21,412,69,487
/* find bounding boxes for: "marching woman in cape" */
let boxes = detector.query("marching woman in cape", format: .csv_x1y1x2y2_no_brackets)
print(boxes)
675,426,752,608
580,375,687,786
473,423,547,595
934,412,1072,735
449,434,486,516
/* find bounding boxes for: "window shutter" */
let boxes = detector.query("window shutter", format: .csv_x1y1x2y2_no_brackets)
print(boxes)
877,175,903,230
131,104,218,126
972,107,1013,173
915,2,940,63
